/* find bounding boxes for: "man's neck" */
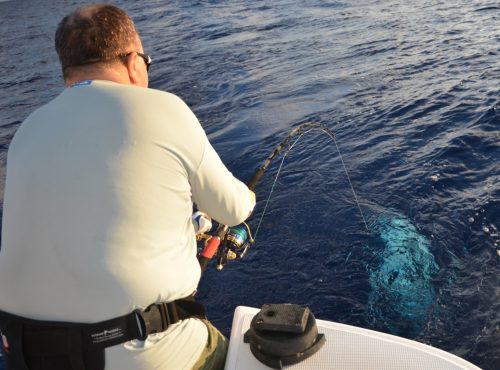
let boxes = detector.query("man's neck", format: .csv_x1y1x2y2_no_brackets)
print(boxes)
64,67,131,87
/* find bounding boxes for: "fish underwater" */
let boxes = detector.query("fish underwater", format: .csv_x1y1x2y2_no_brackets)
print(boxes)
367,214,439,337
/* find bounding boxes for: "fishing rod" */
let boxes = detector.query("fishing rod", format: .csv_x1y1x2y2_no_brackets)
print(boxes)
197,121,368,271
247,122,329,191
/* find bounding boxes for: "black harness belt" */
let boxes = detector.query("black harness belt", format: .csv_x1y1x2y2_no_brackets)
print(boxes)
0,298,206,370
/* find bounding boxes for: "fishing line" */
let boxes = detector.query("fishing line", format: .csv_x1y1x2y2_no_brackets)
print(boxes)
252,122,369,241
198,121,369,271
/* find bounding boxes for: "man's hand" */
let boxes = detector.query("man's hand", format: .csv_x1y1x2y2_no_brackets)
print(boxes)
192,211,212,234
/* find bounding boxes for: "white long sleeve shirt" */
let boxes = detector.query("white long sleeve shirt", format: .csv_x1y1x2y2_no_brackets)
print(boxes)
0,80,255,369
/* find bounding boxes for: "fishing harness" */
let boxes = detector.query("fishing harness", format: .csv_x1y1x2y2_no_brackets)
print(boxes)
0,297,205,370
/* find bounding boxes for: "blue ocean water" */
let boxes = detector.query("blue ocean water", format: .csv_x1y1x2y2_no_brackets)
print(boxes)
0,0,498,369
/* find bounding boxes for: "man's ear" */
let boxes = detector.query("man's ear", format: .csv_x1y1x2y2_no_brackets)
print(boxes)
125,52,142,85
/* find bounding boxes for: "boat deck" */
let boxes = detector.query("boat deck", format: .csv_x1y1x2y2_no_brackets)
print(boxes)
225,306,481,370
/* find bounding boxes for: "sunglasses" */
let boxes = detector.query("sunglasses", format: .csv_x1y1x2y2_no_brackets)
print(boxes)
135,52,152,72
122,51,152,72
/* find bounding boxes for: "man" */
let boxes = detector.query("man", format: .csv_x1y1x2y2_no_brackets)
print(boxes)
0,3,255,370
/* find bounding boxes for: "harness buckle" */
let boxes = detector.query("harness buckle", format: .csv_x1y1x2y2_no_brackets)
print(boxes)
135,302,179,340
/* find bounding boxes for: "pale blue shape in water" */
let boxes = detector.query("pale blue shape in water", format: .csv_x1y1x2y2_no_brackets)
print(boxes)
367,214,439,337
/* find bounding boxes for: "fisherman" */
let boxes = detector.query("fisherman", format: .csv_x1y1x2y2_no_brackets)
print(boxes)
0,3,255,370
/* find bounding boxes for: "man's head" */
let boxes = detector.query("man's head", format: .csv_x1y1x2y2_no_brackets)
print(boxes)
55,3,149,87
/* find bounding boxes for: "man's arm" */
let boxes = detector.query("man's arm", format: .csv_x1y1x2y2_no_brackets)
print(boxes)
190,139,255,226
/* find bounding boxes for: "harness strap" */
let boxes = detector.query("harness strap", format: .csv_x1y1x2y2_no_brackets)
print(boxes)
0,298,206,370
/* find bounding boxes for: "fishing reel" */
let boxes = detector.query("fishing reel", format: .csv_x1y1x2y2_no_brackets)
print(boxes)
215,223,254,270
196,216,254,270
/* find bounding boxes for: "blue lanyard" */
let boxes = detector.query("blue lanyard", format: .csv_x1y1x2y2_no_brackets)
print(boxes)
70,80,93,88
